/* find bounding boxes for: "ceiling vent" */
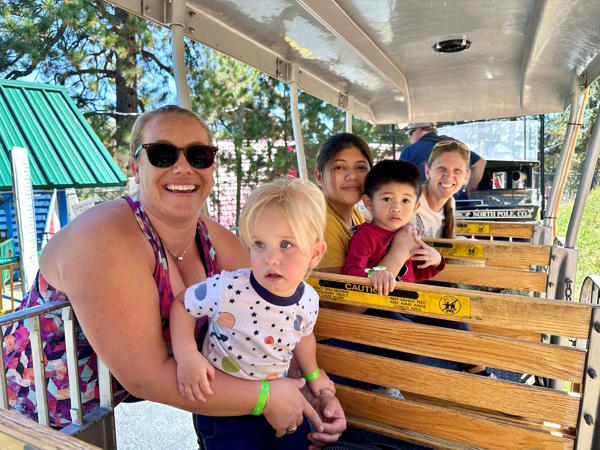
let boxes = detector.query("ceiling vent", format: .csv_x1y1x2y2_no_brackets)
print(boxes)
433,38,471,53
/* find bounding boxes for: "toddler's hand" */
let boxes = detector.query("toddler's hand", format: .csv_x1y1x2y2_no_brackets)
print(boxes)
308,370,336,398
410,238,442,269
176,351,215,402
368,269,396,296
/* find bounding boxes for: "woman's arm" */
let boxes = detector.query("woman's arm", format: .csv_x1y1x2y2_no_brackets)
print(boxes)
377,224,417,274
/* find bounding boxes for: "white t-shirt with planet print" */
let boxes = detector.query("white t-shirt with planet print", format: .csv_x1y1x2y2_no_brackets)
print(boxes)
184,268,319,380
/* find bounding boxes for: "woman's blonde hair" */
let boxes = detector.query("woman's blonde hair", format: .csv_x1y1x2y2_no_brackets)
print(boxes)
130,105,214,158
239,177,326,255
427,140,471,238
428,140,470,168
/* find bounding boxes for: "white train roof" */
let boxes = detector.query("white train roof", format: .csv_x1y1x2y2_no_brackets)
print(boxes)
109,0,600,124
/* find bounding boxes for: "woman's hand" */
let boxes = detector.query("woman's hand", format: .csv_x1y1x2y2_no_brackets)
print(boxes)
263,377,324,438
176,351,215,402
410,238,442,269
307,390,347,450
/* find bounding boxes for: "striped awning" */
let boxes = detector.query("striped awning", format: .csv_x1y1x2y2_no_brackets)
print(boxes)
0,79,126,190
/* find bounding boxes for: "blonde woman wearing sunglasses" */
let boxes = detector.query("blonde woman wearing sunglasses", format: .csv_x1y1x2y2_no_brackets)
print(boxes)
4,105,345,447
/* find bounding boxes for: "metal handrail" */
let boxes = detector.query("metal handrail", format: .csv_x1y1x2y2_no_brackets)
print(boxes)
580,275,600,305
0,299,114,446
0,300,69,326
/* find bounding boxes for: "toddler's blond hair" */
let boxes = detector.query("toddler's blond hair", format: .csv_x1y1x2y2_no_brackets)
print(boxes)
240,177,326,255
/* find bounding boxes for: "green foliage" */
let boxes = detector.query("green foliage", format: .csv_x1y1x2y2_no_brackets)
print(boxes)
0,0,174,168
556,188,600,293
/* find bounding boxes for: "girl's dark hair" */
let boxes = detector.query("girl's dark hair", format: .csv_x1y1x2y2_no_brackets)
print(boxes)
316,133,374,173
364,160,421,199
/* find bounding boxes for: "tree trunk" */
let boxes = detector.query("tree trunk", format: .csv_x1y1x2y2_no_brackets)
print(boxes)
114,8,139,153
234,108,245,228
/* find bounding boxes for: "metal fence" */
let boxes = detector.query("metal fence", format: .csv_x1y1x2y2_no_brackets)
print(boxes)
0,302,116,448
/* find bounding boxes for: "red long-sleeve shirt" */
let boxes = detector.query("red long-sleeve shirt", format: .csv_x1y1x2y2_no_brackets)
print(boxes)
342,222,445,282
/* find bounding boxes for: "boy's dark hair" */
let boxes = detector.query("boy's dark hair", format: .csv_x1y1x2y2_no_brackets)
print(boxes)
364,160,422,198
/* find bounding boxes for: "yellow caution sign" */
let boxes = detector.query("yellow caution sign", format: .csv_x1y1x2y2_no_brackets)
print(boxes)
307,277,470,318
427,241,485,259
457,223,490,235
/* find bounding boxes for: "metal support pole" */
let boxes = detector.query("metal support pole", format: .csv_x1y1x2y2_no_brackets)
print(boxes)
523,115,527,160
98,357,114,410
0,331,8,409
539,114,545,218
170,0,192,110
543,88,582,228
25,315,49,426
63,306,83,425
289,63,308,180
392,124,396,159
345,110,352,133
565,106,600,248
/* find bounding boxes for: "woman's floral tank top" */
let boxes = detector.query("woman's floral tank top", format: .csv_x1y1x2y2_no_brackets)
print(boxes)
2,195,218,428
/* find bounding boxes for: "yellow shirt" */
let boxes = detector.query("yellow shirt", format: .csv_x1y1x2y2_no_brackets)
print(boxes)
318,204,364,270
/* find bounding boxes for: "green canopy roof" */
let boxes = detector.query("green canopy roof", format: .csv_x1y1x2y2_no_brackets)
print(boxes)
0,79,126,190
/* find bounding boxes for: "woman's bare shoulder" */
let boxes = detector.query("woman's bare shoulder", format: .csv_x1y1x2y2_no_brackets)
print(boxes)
40,198,153,289
46,199,136,249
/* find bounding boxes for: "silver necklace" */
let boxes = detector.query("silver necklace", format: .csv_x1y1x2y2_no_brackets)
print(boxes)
164,233,196,262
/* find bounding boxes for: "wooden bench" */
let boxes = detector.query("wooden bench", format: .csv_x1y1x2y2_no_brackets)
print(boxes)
456,220,538,242
422,237,553,296
0,408,100,450
308,271,599,449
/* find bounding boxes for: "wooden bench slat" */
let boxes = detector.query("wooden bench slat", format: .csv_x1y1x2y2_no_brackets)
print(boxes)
336,386,575,450
0,408,101,449
317,344,581,427
316,308,586,382
469,324,542,341
311,272,594,338
431,264,548,292
347,416,482,450
423,238,551,269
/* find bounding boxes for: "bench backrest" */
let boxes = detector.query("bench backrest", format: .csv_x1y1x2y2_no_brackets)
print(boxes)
456,220,537,242
308,271,599,450
423,237,552,294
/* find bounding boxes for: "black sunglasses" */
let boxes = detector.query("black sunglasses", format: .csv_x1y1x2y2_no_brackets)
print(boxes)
135,143,218,169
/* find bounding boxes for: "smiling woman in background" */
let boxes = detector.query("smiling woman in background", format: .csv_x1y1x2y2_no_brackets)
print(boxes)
414,140,472,238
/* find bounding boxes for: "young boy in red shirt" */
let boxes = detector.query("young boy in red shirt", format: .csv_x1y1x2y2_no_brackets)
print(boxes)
342,160,494,379
342,160,445,291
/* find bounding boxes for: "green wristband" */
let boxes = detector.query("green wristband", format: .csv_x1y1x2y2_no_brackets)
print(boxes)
251,380,269,416
304,367,321,382
365,266,386,277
